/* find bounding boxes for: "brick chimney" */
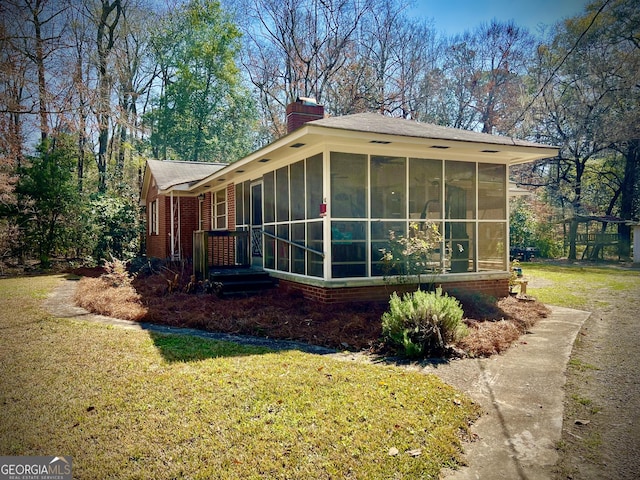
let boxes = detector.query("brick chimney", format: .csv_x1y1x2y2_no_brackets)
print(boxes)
286,97,324,133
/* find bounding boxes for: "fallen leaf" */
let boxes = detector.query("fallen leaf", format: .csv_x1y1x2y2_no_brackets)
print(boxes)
406,448,422,457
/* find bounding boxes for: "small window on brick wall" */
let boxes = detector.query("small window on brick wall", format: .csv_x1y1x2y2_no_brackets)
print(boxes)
213,189,227,229
149,199,158,235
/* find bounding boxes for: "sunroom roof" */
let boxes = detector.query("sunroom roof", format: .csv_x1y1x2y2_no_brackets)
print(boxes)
309,112,552,149
189,112,558,191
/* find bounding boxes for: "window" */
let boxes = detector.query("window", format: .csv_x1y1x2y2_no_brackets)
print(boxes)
445,161,476,220
371,221,405,276
307,221,324,277
306,154,323,219
442,161,476,273
149,199,158,235
235,181,251,227
291,161,305,221
263,171,275,224
409,158,442,219
213,189,226,229
331,221,367,278
331,152,367,218
235,182,243,226
276,166,290,222
277,224,290,271
292,223,306,274
371,156,406,219
478,163,506,219
446,221,475,273
478,222,506,271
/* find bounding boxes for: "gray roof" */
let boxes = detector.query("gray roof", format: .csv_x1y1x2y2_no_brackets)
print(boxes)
309,112,552,149
146,159,226,191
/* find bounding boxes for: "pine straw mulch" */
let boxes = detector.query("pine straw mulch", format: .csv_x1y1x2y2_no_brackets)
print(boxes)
72,268,550,358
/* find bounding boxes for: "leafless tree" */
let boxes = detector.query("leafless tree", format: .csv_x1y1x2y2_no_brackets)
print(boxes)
238,0,372,137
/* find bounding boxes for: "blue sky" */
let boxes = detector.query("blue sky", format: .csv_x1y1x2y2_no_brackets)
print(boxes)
408,0,593,36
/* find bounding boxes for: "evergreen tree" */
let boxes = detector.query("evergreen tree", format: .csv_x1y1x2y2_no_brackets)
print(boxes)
14,135,80,266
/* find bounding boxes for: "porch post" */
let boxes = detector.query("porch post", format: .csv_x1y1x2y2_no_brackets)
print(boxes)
170,191,175,259
633,224,640,265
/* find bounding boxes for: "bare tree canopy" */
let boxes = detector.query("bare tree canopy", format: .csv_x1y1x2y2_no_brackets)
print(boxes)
0,0,637,265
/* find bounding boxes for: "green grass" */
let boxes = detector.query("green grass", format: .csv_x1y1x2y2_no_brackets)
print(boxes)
571,394,593,407
568,358,599,372
518,263,640,310
0,276,480,479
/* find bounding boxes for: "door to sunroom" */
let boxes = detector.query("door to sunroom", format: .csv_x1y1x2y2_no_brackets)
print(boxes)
250,181,263,268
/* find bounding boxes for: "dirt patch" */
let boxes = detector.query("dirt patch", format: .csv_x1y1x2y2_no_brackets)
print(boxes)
552,284,640,479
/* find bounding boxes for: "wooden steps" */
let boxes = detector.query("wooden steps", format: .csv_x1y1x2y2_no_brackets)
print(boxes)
209,269,276,296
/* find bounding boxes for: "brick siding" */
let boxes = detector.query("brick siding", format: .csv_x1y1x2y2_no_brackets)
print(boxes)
278,278,510,303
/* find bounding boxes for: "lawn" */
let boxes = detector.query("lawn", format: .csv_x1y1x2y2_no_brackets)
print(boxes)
0,275,480,479
518,262,640,310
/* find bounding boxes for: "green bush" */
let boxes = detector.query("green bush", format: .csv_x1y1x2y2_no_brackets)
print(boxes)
382,288,468,357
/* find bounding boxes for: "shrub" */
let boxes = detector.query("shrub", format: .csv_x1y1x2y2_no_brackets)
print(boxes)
87,192,141,263
379,222,443,284
102,257,134,287
381,288,468,357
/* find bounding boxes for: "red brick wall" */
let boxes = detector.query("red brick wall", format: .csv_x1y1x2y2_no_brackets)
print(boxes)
146,182,168,259
145,188,201,260
224,184,237,265
227,183,236,230
179,196,198,260
205,192,213,230
278,278,510,304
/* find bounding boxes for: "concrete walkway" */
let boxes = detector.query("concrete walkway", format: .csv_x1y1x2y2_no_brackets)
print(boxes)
434,305,590,479
44,277,590,479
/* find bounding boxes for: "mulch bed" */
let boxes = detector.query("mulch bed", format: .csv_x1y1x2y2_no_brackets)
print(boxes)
133,273,387,351
126,270,550,354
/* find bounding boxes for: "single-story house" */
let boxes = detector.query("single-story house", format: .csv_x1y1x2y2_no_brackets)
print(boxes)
140,98,558,302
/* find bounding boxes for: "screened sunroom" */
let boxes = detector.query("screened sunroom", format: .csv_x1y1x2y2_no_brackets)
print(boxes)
188,109,557,300
247,153,508,280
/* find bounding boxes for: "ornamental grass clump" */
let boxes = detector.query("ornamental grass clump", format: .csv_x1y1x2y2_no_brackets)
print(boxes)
74,258,147,321
382,288,468,358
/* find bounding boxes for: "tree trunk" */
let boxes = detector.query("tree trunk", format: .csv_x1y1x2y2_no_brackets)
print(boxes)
95,0,122,193
33,13,48,141
568,218,579,260
619,139,639,259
